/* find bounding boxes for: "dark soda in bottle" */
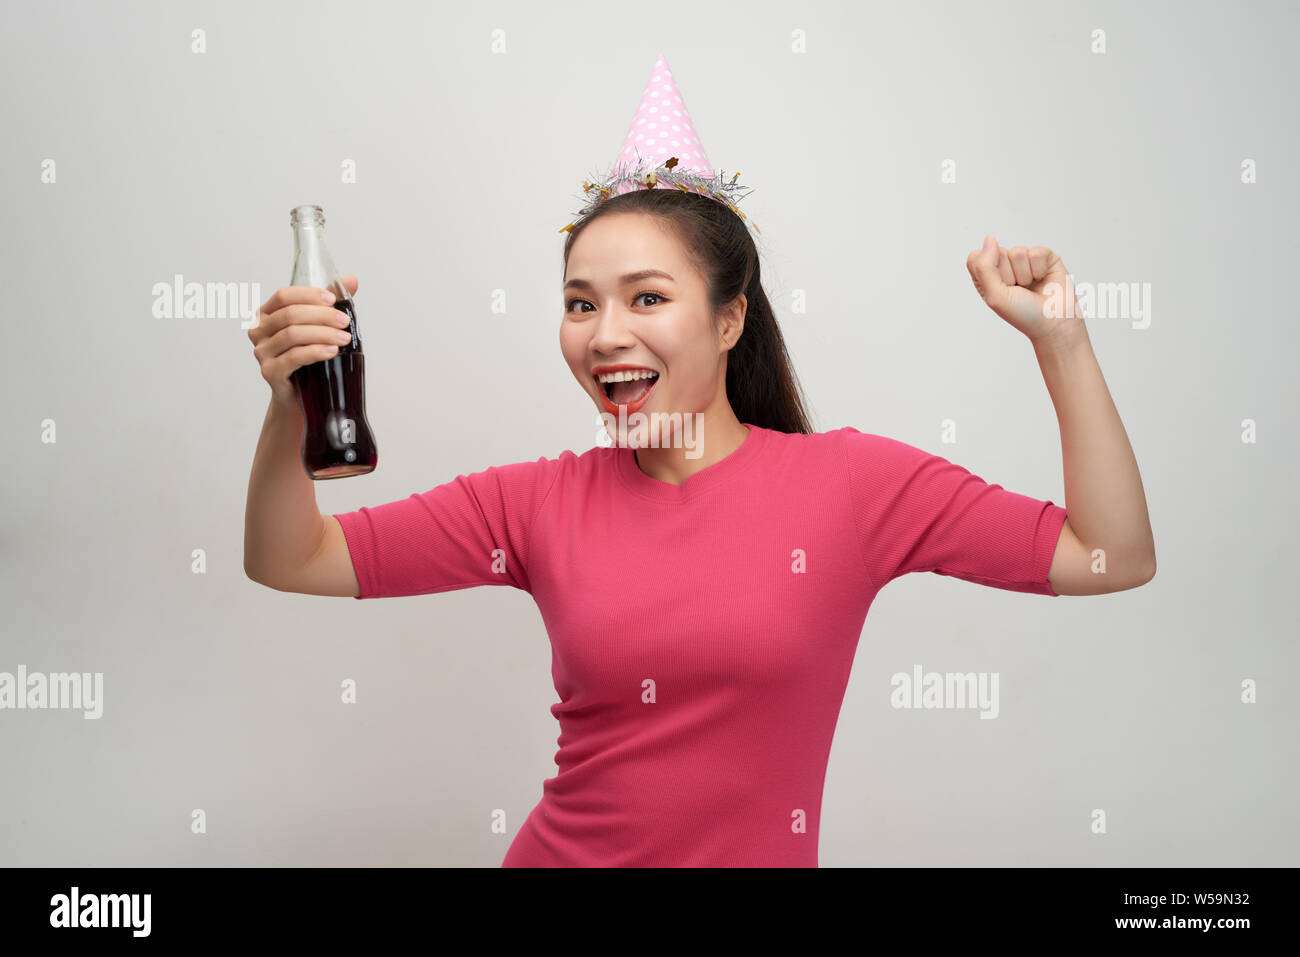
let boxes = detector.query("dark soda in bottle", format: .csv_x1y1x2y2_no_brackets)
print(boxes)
287,204,378,479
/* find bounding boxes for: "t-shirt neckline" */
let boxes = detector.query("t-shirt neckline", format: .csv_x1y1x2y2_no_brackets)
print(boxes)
614,423,768,503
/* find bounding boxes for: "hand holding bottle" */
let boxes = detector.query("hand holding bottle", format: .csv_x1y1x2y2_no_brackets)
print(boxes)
249,275,360,407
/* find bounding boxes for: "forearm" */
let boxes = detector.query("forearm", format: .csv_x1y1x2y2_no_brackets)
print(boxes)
1034,324,1156,577
243,396,327,585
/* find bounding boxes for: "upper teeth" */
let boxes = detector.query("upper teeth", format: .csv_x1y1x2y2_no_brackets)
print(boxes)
597,370,658,383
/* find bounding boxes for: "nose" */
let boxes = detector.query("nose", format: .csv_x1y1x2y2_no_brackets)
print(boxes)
589,303,639,355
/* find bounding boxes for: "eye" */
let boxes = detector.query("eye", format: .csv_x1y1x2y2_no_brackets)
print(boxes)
564,290,669,314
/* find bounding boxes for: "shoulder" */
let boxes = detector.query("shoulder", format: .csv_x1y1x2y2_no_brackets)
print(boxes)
735,424,921,466
798,425,902,461
481,443,604,484
480,442,622,495
752,425,864,453
818,427,966,496
734,426,916,484
825,426,946,464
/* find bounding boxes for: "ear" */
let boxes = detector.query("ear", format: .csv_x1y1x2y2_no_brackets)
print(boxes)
718,293,747,351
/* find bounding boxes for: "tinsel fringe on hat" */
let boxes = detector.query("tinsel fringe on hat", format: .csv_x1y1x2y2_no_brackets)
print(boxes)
559,148,760,236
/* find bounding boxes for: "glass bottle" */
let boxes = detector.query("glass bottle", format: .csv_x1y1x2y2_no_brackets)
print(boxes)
288,204,378,479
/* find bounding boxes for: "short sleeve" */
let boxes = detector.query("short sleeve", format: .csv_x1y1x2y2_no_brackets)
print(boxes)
332,455,564,599
839,428,1068,596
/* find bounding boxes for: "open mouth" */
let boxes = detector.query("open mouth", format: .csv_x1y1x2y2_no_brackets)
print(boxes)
595,369,659,411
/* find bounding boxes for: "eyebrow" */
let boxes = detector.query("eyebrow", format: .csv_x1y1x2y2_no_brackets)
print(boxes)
563,269,676,293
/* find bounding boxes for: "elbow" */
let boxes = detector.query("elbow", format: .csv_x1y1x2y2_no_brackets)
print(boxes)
1133,550,1156,587
245,563,298,593
1104,548,1156,593
244,558,271,588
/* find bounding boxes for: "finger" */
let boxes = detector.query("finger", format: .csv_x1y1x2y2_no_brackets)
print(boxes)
993,247,1013,283
966,235,1008,305
255,317,352,362
1028,246,1054,281
340,274,359,297
1008,246,1033,285
262,301,352,336
269,343,341,382
260,284,339,317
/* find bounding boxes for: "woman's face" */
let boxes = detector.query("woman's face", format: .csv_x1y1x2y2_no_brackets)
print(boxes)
560,212,742,433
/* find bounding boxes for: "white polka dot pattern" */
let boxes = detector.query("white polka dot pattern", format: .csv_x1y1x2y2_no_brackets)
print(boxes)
613,53,713,197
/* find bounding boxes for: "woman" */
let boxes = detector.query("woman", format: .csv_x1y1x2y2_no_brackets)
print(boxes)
244,185,1156,867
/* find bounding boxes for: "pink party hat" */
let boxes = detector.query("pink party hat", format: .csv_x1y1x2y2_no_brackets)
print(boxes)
560,53,759,235
612,53,713,193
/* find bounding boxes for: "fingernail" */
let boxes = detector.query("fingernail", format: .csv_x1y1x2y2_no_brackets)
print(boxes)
321,290,335,304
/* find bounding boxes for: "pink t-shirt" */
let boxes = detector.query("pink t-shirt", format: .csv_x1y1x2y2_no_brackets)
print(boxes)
332,424,1067,867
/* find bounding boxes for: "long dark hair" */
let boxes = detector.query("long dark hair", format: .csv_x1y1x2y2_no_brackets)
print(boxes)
561,188,814,434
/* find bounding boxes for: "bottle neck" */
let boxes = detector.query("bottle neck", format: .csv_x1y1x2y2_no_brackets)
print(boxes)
291,223,346,297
